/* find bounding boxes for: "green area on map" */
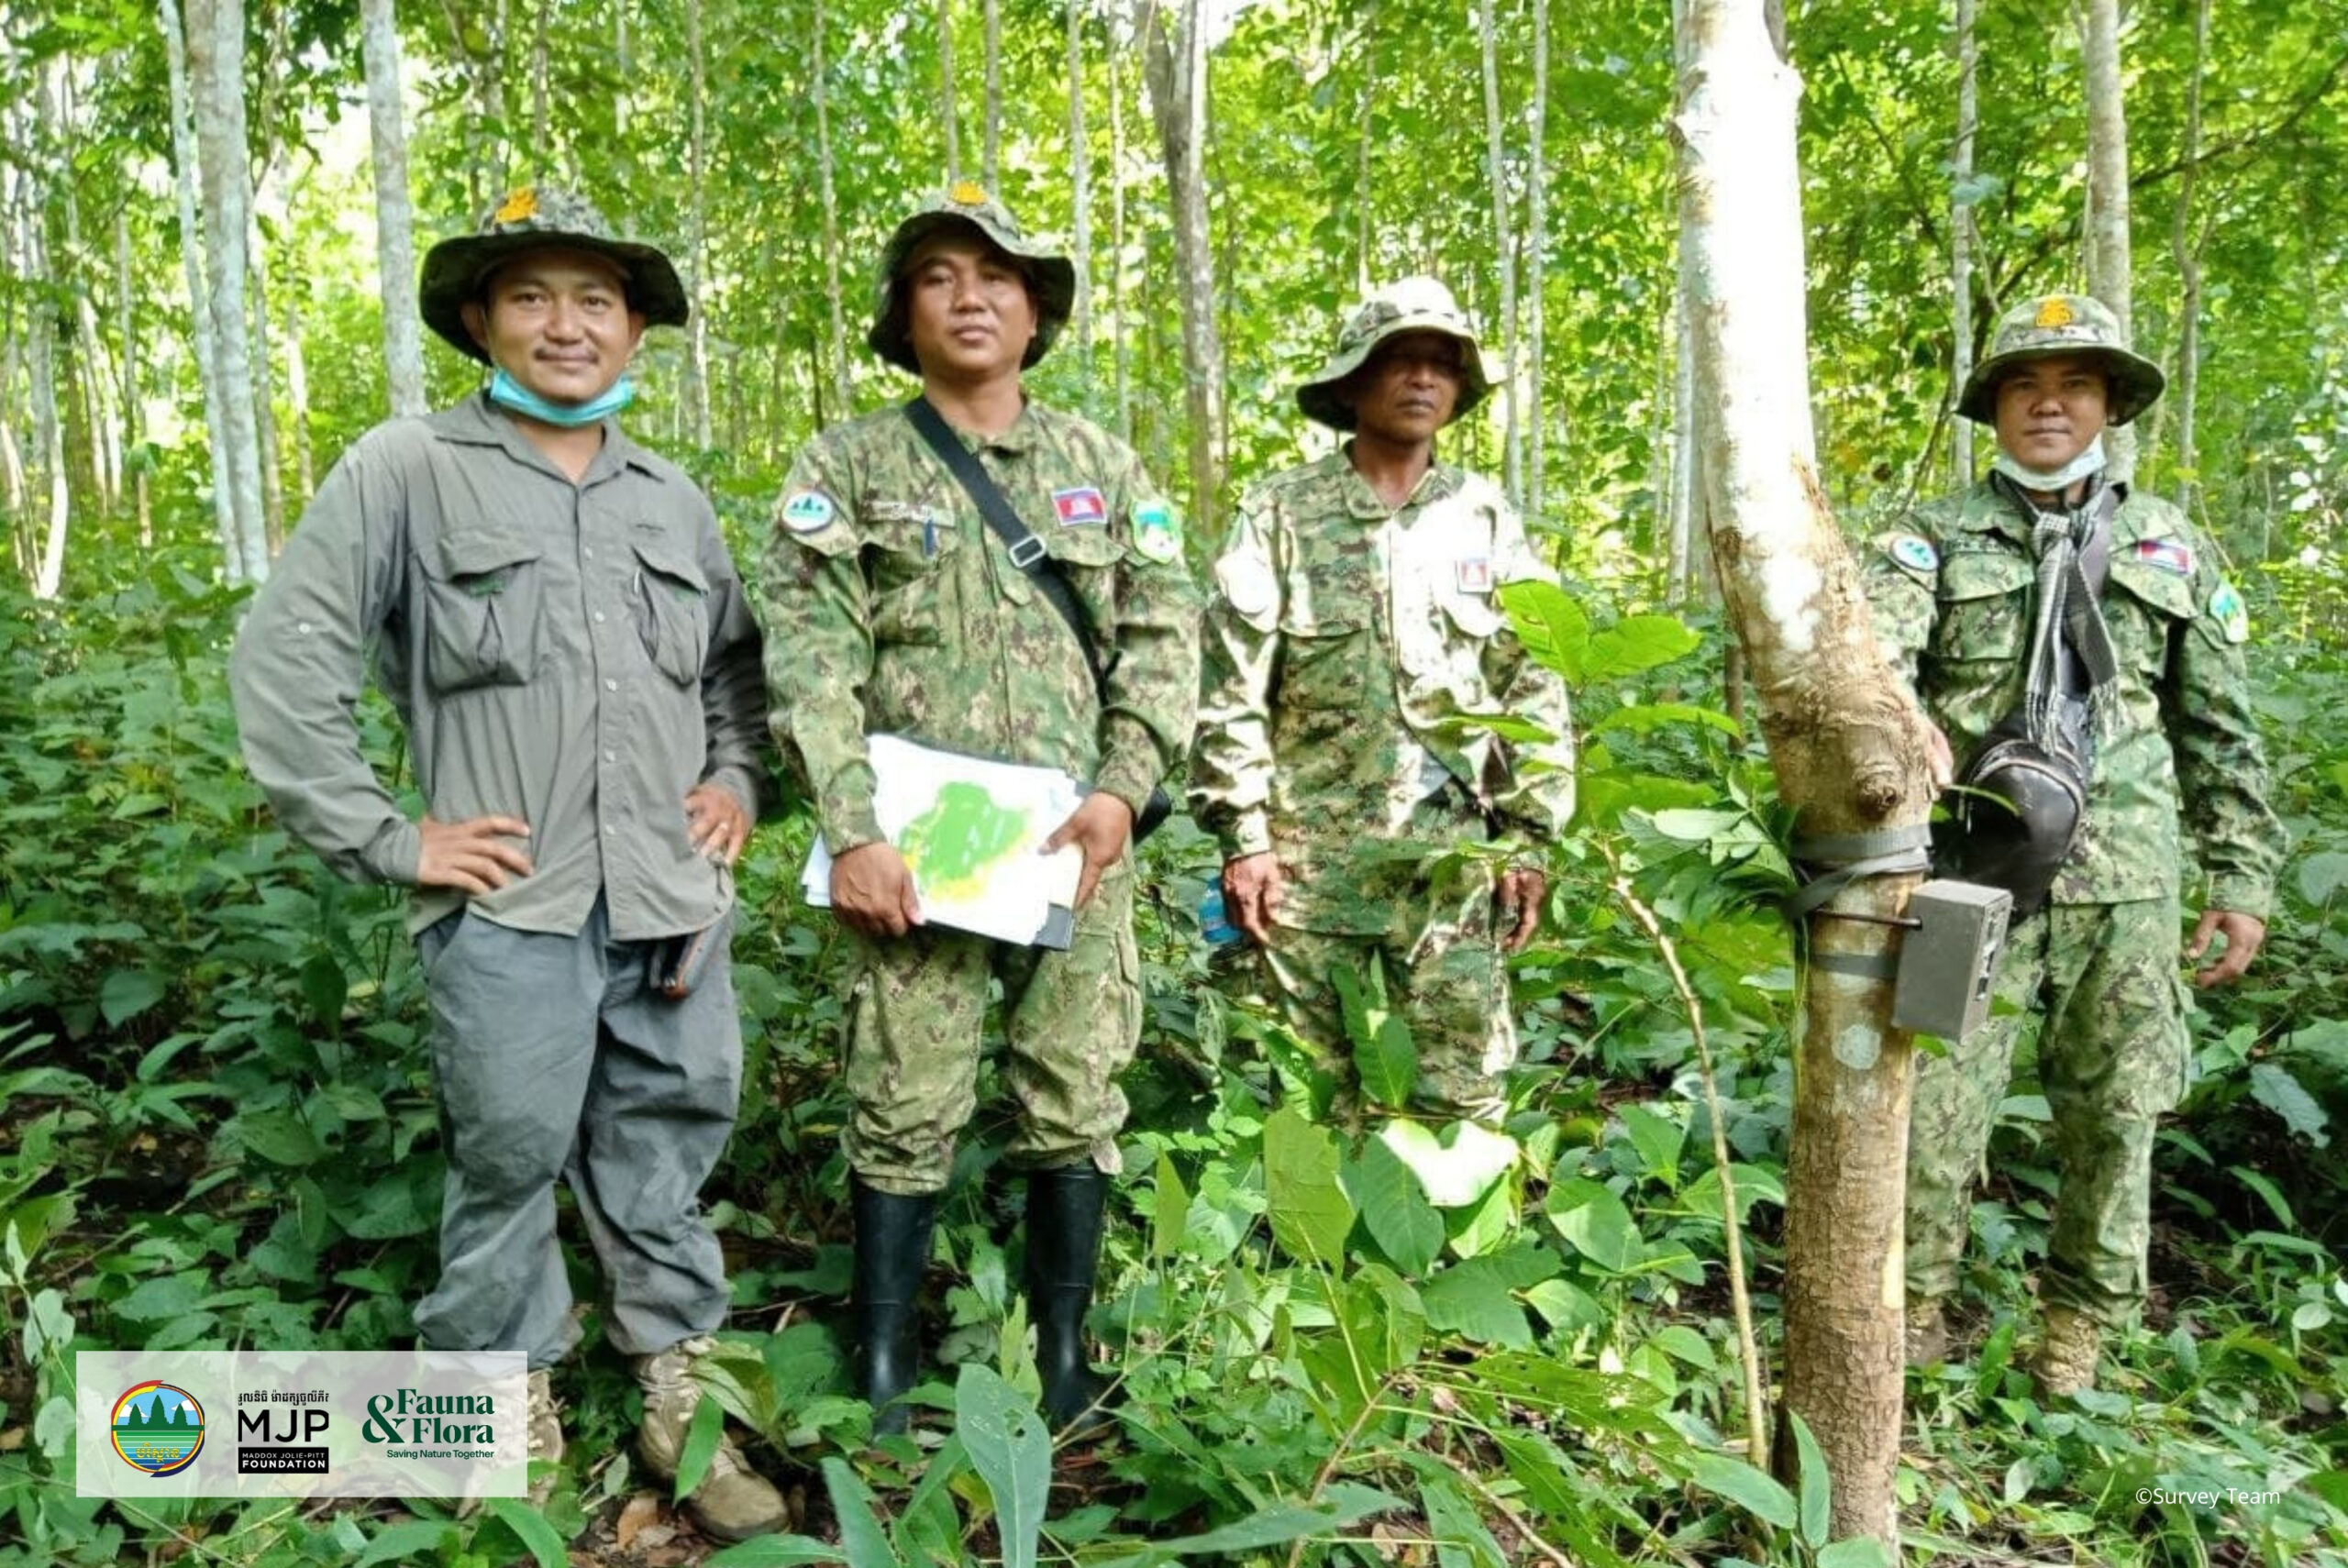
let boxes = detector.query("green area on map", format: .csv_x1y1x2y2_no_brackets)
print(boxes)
898,781,1033,900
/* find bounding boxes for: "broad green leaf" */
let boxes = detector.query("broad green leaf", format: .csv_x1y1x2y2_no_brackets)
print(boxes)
1445,1174,1521,1259
1378,1120,1518,1208
1417,1244,1559,1349
234,1110,322,1167
672,1387,725,1504
954,1364,1051,1568
1500,580,1589,682
706,1539,851,1567
1816,1540,1898,1568
1545,1177,1642,1272
300,953,349,1028
34,1394,75,1457
2248,1063,2329,1145
1421,1473,1509,1567
1150,1150,1191,1263
1523,1277,1603,1332
821,1455,898,1568
1582,613,1702,680
1689,1452,1797,1532
99,967,167,1026
112,1273,203,1321
485,1496,570,1568
1263,1105,1353,1265
1789,1409,1831,1546
1645,1324,1717,1372
2298,850,2348,905
1589,701,1744,739
1342,1135,1443,1275
2229,1165,2298,1230
1617,1103,1685,1187
1354,1014,1418,1111
1646,808,1746,844
353,1520,459,1568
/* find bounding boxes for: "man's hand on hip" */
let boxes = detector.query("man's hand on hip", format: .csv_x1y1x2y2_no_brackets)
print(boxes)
416,814,534,894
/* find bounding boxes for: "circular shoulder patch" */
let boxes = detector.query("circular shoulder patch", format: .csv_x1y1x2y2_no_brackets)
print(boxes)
781,490,837,535
1132,497,1183,563
2209,581,2250,645
1888,534,1940,573
1213,551,1279,621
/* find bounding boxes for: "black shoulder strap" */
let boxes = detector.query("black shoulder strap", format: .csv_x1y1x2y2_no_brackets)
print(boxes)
903,395,1111,696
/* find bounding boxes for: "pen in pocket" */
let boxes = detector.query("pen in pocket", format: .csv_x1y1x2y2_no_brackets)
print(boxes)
923,519,937,558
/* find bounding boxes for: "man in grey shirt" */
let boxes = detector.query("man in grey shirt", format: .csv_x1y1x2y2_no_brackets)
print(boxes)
227,187,784,1541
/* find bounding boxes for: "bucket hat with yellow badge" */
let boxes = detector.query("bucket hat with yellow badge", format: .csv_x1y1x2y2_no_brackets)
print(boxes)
1295,277,1495,432
1956,293,2165,426
867,182,1078,373
418,185,689,362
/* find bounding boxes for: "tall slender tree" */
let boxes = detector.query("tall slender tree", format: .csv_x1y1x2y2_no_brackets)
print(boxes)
812,0,853,421
1949,0,1979,484
159,0,238,569
940,0,962,181
1065,0,1093,370
1674,0,1939,1549
684,0,714,448
982,0,1002,188
2167,0,2213,513
1478,0,1523,499
1525,0,1550,526
183,0,270,582
1143,0,1225,535
2083,0,2135,480
360,0,426,418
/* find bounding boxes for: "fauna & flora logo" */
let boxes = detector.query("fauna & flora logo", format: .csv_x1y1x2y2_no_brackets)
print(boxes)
110,1381,206,1476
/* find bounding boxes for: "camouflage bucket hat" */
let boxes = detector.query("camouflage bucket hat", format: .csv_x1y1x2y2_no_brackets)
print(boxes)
867,182,1077,374
1296,277,1494,431
418,186,689,363
1957,293,2165,426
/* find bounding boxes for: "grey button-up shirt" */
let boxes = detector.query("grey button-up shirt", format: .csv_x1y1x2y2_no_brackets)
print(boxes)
229,394,769,941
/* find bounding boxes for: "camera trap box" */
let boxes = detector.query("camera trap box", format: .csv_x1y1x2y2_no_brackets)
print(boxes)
1894,879,2012,1041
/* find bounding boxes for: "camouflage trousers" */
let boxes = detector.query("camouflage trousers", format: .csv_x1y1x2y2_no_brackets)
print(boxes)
1258,864,1519,1123
1905,897,2189,1328
414,900,740,1369
841,863,1140,1196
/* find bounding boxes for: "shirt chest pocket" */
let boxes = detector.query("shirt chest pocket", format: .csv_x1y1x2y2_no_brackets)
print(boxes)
1932,553,2034,667
2104,558,2194,675
865,514,958,647
1277,552,1378,710
418,528,546,692
629,535,712,686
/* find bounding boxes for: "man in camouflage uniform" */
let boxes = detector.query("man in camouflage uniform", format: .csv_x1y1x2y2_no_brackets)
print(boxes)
227,189,787,1538
1189,278,1574,1125
1864,293,2284,1395
751,185,1200,1437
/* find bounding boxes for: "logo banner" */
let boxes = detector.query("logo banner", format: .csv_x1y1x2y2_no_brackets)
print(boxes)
76,1350,527,1499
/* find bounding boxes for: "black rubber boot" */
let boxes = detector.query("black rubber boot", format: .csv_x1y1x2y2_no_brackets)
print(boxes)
1024,1163,1114,1441
850,1176,938,1437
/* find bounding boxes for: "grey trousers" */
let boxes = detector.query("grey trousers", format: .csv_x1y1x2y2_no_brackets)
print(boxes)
412,900,740,1368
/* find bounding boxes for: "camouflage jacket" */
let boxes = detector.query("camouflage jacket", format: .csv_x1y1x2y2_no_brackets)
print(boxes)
1864,479,2283,916
1190,453,1575,933
753,400,1201,854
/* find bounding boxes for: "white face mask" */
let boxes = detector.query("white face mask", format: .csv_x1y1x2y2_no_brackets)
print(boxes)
1991,433,2108,493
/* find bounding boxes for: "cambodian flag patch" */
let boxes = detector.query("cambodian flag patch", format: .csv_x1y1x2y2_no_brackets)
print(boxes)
1052,486,1108,527
2134,539,2193,576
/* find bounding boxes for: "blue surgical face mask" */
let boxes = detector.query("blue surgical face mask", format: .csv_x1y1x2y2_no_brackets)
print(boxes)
1992,433,2107,493
487,367,635,427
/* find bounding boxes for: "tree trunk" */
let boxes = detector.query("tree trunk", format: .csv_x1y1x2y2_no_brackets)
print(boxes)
1667,251,1700,604
1949,0,1978,485
51,60,122,521
615,0,630,138
2082,0,2134,481
283,276,316,501
1477,0,1522,501
812,0,854,418
116,204,151,546
246,202,287,555
939,0,961,182
360,0,428,418
1142,0,1225,537
1526,0,1549,527
14,99,71,599
1354,0,1377,296
982,0,1002,189
2167,0,2210,514
1109,28,1132,438
160,0,240,572
530,0,552,165
1673,0,1940,1551
1066,0,1093,370
684,0,714,448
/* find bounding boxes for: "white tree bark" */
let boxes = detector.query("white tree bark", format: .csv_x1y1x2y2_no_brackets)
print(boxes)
982,0,1002,189
1066,0,1093,367
186,0,270,582
684,0,714,447
939,0,961,182
615,0,630,137
1109,24,1131,438
813,0,854,421
1477,0,1522,500
15,97,71,599
284,275,316,501
2168,0,2210,513
1674,0,1939,1548
1949,0,1978,484
246,201,287,553
160,0,240,572
1143,0,1226,536
2082,0,2134,481
361,0,428,417
116,204,152,546
1526,0,1550,527
1354,0,1377,296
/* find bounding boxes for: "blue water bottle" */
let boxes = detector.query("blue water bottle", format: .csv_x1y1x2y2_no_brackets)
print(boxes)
1198,882,1244,948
